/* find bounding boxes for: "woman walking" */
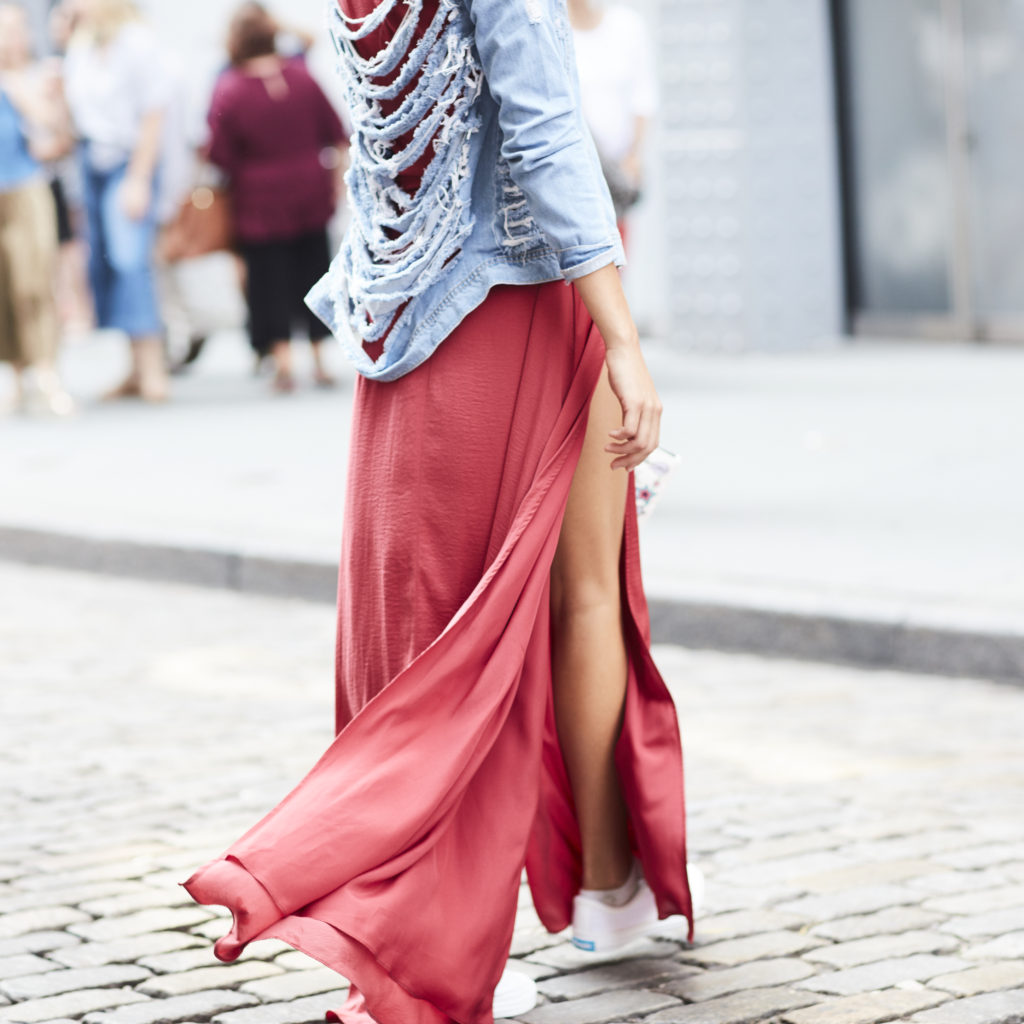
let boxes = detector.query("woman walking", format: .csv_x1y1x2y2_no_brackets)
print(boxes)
184,2,693,1021
206,3,349,392
0,3,75,415
63,0,170,401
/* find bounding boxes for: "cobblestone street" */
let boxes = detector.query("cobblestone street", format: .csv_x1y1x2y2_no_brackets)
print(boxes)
4,564,1024,1024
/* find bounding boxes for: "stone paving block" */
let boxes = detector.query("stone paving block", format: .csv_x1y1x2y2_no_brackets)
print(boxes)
235,940,292,961
642,985,818,1023
922,884,1024,916
839,830,976,863
776,885,922,921
11,863,157,892
211,991,350,1024
33,843,177,875
780,988,950,1024
798,859,942,894
908,989,1024,1023
81,989,258,1024
724,809,847,843
504,958,558,982
907,869,1010,896
136,948,233,975
239,967,345,1002
803,930,960,969
0,883,150,916
663,957,815,1002
68,907,214,942
929,960,1024,996
536,957,697,1001
961,932,1024,959
831,815,957,843
518,987,679,1024
268,952,321,972
2,964,152,1001
137,961,282,997
714,830,845,866
810,907,946,943
187,918,242,943
933,843,1024,871
693,909,805,943
795,955,971,996
716,852,855,888
0,955,59,981
679,930,823,967
50,931,207,968
525,936,675,970
939,907,1024,939
509,923,569,958
135,945,278,975
1004,863,1024,883
78,888,196,917
0,907,91,939
2,986,149,1023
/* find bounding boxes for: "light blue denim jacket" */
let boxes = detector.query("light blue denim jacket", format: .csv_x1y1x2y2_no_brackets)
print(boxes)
306,0,625,381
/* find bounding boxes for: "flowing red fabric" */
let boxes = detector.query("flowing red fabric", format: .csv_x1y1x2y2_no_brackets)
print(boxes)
183,283,692,1024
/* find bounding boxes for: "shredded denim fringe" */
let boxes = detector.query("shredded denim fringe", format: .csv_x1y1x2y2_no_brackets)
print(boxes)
325,0,484,347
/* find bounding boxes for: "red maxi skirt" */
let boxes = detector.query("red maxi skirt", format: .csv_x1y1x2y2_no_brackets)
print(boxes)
183,282,693,1024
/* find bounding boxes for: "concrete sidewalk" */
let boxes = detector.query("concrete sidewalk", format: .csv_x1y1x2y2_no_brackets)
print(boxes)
1,326,1023,681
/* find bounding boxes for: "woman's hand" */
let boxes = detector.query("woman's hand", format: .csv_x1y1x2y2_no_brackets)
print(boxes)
603,341,662,471
572,263,662,471
120,173,152,221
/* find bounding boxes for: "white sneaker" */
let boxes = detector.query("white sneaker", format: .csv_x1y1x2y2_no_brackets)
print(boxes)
492,967,537,1018
572,861,705,953
571,869,658,954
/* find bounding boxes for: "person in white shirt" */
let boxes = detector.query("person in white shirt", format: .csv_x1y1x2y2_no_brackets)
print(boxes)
63,0,172,401
568,0,658,242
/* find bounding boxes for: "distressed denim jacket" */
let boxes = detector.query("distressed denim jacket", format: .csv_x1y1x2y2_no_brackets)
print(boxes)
306,0,626,381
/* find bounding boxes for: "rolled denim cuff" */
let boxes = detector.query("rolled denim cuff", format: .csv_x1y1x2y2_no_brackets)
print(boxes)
560,238,627,281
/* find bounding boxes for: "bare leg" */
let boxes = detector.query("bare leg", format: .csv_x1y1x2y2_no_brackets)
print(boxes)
271,341,295,392
551,365,633,892
310,339,335,386
134,334,169,403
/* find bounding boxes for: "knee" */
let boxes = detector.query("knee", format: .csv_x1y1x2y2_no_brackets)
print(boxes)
550,566,622,628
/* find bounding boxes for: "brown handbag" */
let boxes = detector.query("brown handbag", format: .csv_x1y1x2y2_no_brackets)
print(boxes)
159,185,235,263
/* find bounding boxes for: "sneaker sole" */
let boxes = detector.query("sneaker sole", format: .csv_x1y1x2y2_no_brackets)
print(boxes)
571,917,655,954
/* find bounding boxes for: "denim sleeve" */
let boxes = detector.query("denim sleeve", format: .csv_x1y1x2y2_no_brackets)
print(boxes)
464,0,625,279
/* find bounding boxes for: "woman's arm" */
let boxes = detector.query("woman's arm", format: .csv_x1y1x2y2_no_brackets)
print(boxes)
464,0,624,281
465,0,659,467
574,264,661,470
121,108,164,220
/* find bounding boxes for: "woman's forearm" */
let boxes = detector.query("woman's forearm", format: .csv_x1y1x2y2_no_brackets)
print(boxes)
572,263,640,353
128,109,164,182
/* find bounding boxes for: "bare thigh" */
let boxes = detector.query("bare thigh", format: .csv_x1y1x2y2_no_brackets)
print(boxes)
551,365,629,609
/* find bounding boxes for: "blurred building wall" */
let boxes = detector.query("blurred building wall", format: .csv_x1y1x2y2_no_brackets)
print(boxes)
654,0,844,350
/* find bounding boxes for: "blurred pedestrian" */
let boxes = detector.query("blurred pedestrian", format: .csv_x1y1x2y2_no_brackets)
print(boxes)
568,0,658,247
0,3,75,415
206,3,349,393
47,0,95,337
64,0,170,402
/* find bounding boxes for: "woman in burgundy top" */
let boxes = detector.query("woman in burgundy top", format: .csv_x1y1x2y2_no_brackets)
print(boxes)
207,3,349,391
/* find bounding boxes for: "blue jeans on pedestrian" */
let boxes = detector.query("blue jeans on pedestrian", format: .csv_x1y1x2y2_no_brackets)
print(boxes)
81,151,162,338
